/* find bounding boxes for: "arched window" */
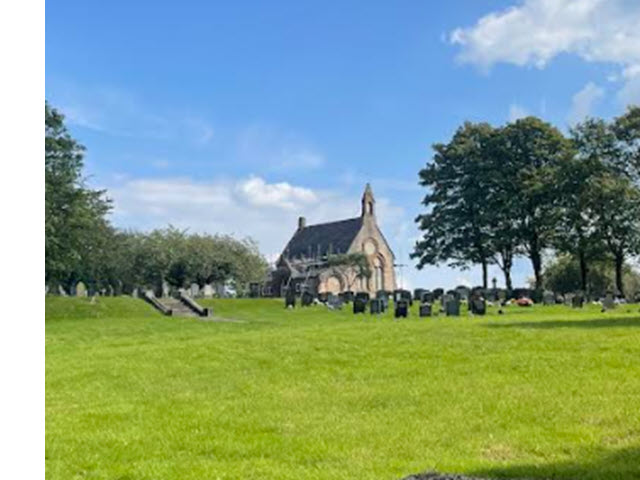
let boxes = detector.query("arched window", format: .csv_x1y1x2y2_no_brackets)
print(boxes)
373,257,384,291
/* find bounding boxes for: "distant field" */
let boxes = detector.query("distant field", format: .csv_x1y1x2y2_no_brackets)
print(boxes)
46,297,640,480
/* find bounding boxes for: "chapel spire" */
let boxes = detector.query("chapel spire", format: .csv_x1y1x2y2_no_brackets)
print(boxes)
361,183,375,217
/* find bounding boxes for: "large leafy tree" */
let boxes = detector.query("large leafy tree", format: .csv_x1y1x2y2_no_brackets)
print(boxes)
413,122,496,288
551,119,612,294
612,105,640,180
45,102,112,289
590,173,640,296
494,117,571,290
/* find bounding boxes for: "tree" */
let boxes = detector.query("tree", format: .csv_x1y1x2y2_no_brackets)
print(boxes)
45,102,112,289
612,105,640,180
327,253,372,291
413,122,496,288
494,117,571,290
551,119,612,294
590,172,640,296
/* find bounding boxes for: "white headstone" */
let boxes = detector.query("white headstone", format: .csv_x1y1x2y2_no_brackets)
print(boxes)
76,282,88,297
203,284,214,298
190,283,200,297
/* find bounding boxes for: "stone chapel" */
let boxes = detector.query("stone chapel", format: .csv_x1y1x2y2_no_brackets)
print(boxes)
268,184,396,296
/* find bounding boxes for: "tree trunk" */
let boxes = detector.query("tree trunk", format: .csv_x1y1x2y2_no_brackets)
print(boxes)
578,250,588,296
481,259,488,289
614,252,625,298
530,250,543,290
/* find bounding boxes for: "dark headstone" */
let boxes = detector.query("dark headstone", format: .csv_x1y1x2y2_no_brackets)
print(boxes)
353,298,367,314
572,294,584,308
395,299,409,318
420,290,433,304
370,298,383,315
249,282,261,298
397,289,413,306
327,294,343,310
433,288,444,300
285,290,296,308
318,292,329,303
301,291,314,307
340,291,355,303
445,297,460,316
419,303,432,317
356,292,370,303
413,288,426,302
470,298,486,315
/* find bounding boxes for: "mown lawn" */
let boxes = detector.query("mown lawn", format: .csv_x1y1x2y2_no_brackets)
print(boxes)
46,297,640,480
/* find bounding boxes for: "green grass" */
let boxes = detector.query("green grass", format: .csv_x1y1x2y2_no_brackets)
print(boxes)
46,297,640,480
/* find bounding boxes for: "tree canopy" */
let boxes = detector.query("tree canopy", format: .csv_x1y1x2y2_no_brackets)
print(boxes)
413,107,640,298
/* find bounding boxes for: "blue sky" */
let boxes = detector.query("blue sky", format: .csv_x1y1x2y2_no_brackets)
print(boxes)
46,0,640,290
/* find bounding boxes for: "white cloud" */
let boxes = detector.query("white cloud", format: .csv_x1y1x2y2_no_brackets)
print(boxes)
450,0,640,105
508,103,529,122
235,176,317,210
568,82,605,124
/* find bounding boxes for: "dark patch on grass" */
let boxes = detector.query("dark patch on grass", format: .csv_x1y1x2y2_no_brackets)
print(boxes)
469,446,640,480
483,316,640,329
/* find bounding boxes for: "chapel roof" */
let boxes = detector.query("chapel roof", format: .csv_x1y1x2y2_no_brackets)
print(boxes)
281,217,363,260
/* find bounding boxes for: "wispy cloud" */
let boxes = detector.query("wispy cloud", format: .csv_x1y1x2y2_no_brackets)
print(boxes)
567,82,605,125
508,103,528,122
49,81,215,146
237,124,325,171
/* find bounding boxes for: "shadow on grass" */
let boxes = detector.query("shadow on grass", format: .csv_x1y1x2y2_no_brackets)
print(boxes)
482,316,640,330
467,446,640,480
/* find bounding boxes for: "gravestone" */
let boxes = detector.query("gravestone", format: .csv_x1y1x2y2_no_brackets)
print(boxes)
75,282,87,297
162,281,170,298
190,283,200,297
572,294,584,308
470,298,486,315
376,290,389,311
131,288,139,298
203,284,214,298
398,289,413,306
603,291,615,310
327,294,343,310
543,290,555,306
394,299,408,318
285,289,296,308
107,285,115,297
249,282,261,298
369,298,383,315
318,292,329,303
340,291,355,303
301,291,314,307
413,288,426,302
455,285,470,301
353,297,367,314
356,292,370,303
446,297,460,316
433,288,444,300
420,290,434,304
419,303,432,317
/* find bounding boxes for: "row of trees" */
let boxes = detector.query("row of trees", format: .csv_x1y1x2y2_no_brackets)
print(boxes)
45,102,268,295
412,107,640,297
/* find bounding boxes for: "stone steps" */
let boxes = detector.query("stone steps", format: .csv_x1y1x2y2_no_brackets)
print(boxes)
159,297,199,317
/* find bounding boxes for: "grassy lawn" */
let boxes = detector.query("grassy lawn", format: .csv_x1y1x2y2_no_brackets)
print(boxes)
46,297,640,480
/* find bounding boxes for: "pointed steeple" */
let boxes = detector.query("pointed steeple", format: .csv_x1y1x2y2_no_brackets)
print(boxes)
361,183,375,217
